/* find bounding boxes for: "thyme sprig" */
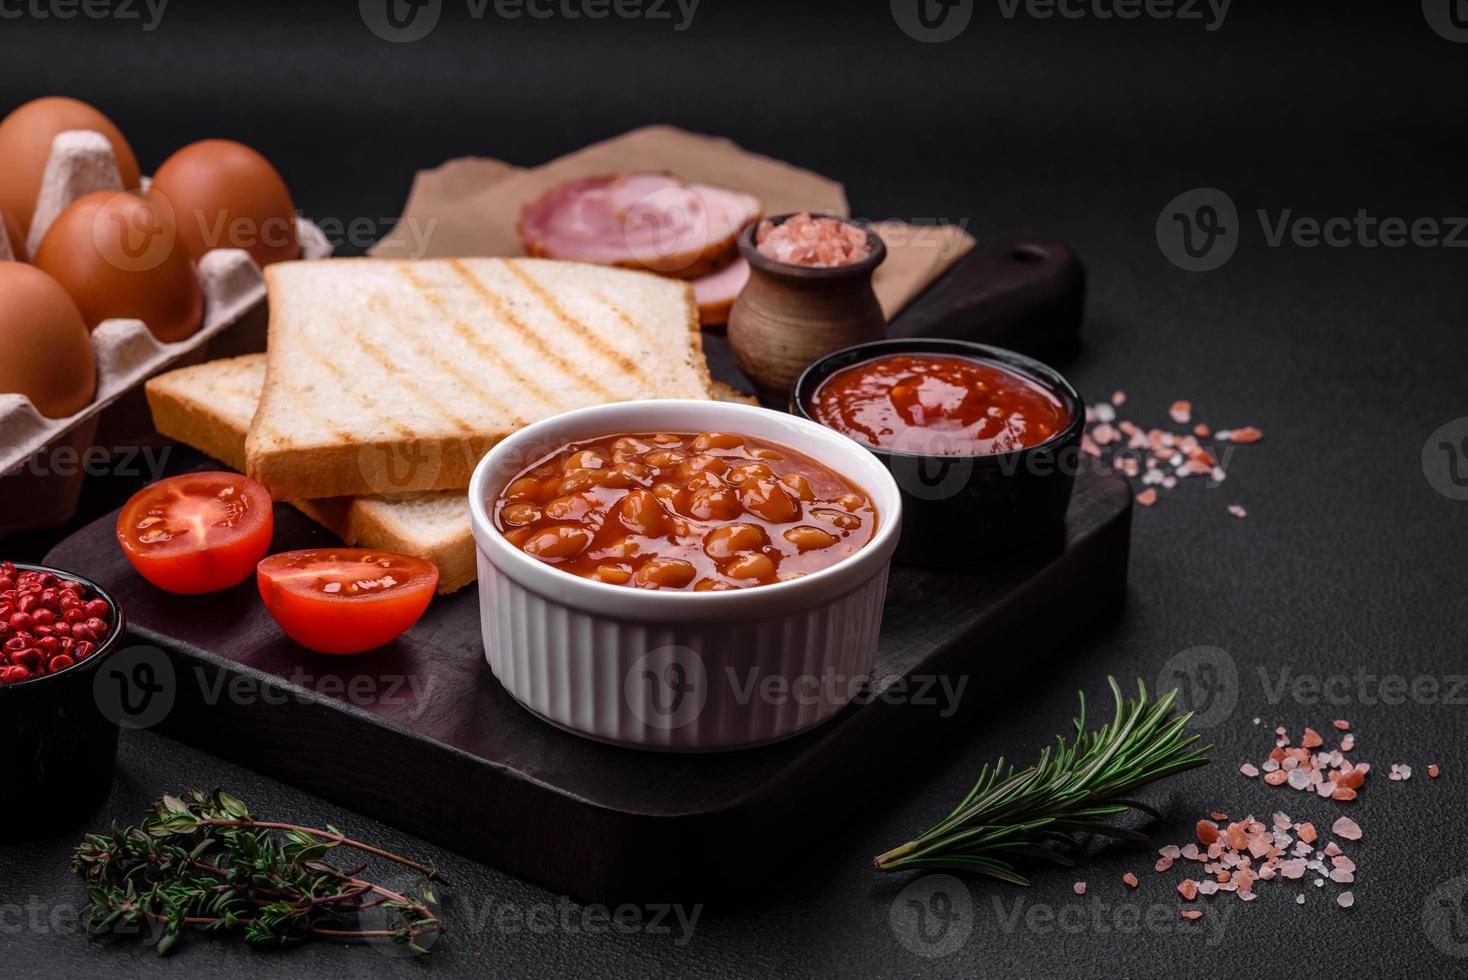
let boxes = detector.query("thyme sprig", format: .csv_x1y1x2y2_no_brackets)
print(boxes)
875,677,1211,885
73,787,445,955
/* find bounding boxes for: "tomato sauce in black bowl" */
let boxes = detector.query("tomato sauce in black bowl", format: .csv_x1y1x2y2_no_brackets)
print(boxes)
792,339,1085,565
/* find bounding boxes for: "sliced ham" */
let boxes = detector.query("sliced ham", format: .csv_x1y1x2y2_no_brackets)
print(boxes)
691,257,749,326
518,172,761,280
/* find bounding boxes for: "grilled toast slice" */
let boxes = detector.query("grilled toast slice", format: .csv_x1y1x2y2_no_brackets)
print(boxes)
245,257,712,500
146,356,754,596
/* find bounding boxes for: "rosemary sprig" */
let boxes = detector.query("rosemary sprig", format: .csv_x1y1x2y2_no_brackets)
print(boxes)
874,677,1211,885
73,787,445,955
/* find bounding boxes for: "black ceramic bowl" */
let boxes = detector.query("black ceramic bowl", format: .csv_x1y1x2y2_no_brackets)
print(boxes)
0,563,125,836
791,339,1085,566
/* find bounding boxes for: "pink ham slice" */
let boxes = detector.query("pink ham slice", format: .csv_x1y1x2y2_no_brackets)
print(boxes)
691,257,749,326
518,172,761,280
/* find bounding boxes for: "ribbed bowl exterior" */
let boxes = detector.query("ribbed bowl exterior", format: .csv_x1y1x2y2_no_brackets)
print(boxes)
478,549,891,750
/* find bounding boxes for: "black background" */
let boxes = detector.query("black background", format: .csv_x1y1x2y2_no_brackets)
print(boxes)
4,1,1468,977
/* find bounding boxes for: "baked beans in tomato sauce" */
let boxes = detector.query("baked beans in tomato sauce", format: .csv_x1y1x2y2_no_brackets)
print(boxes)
493,432,877,591
812,354,1071,456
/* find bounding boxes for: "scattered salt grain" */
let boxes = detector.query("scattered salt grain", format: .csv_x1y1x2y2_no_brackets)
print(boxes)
1296,894,1306,905
1169,400,1192,424
1227,504,1247,518
1136,489,1158,507
1073,881,1087,895
1180,910,1203,921
1122,872,1138,889
1337,891,1354,909
1332,817,1362,841
1429,764,1440,778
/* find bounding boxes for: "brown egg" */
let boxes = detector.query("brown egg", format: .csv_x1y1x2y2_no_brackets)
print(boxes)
1,208,25,261
0,97,141,237
0,263,96,418
33,191,203,343
150,139,300,267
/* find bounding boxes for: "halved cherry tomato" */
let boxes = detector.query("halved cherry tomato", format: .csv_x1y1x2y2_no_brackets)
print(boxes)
256,549,438,654
117,472,274,594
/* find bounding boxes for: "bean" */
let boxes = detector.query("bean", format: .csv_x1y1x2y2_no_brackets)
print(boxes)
524,526,593,559
543,494,593,521
633,558,696,589
726,461,774,485
689,487,742,521
694,578,737,592
783,525,839,551
676,454,730,481
591,565,632,585
812,508,862,531
500,503,542,526
703,523,767,559
724,553,775,580
505,477,542,500
618,489,666,535
780,473,815,501
738,479,799,523
644,448,689,469
692,432,744,451
613,437,654,455
564,450,606,470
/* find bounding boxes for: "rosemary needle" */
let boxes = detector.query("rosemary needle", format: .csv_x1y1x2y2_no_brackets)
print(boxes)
874,677,1211,885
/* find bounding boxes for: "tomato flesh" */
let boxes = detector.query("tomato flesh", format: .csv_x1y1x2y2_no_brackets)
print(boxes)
256,549,438,654
117,472,274,594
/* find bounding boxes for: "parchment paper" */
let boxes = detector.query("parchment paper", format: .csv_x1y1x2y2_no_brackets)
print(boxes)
372,125,973,318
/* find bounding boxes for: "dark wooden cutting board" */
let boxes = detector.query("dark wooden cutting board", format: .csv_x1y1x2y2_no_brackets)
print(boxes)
45,236,1117,904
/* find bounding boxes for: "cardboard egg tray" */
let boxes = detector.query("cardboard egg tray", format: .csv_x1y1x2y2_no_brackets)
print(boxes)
0,131,331,536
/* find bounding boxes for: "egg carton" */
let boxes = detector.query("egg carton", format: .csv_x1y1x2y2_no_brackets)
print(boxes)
0,130,331,536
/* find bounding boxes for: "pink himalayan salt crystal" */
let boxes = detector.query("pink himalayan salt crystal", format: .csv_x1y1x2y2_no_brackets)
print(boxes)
1332,816,1363,841
755,213,871,267
1338,891,1355,908
1122,872,1139,889
1240,762,1260,777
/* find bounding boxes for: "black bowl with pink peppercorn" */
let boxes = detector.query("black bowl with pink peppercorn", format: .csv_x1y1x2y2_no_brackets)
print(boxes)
0,562,126,834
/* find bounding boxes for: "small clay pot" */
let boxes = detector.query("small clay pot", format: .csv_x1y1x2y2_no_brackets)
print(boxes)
728,214,887,404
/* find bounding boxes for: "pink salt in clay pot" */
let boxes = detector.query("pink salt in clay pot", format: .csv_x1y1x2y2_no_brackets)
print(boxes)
728,212,887,404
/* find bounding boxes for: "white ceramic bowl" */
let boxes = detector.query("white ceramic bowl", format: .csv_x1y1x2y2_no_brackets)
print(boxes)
468,399,902,751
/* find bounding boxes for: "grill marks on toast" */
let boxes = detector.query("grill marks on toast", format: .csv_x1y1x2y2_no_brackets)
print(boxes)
351,328,479,437
590,290,657,350
395,264,560,419
502,261,649,386
288,325,381,443
371,273,527,430
446,259,617,401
